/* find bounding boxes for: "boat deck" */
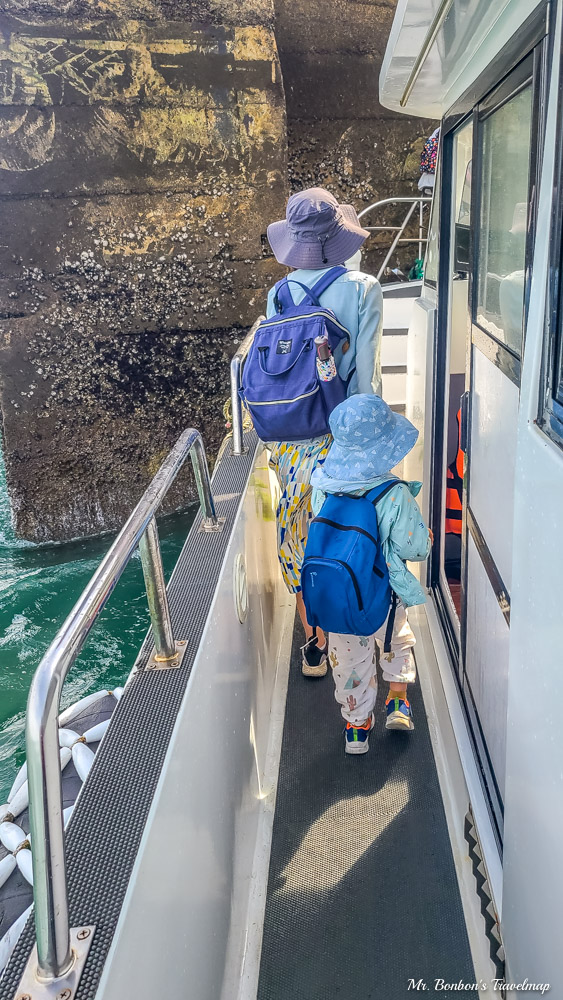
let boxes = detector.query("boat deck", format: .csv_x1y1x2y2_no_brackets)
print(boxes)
258,621,475,998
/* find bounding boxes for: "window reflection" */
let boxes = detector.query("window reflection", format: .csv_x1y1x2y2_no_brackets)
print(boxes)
425,159,441,285
476,86,532,356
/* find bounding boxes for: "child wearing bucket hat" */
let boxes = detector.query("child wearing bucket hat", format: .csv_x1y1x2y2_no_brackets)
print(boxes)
309,394,432,753
265,188,383,678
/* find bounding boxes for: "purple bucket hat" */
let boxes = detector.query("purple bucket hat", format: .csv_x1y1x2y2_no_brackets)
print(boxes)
267,187,370,269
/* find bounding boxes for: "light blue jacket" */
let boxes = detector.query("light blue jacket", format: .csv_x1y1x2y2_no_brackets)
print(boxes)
266,266,382,397
311,474,431,607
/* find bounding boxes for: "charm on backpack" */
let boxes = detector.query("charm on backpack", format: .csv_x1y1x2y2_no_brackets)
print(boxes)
301,480,403,636
240,267,350,442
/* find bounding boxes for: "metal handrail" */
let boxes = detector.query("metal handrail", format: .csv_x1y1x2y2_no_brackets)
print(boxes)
399,0,455,108
24,428,217,990
230,317,263,455
358,197,431,280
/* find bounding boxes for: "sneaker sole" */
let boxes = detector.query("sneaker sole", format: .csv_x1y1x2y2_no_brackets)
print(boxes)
386,712,414,731
302,659,328,677
345,739,370,755
345,714,374,754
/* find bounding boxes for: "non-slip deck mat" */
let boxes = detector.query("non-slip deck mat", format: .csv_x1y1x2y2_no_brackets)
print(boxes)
0,431,259,1000
257,622,476,1000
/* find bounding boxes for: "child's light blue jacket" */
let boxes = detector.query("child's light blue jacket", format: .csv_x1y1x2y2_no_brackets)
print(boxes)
311,473,431,607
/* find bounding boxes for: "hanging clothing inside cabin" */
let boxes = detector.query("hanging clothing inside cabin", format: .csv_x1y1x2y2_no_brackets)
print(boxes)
445,408,463,535
418,127,440,192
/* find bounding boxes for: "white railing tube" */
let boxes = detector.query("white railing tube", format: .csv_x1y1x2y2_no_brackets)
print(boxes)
358,197,432,280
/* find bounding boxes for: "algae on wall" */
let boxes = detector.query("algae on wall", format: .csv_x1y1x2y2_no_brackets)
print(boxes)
0,1,287,541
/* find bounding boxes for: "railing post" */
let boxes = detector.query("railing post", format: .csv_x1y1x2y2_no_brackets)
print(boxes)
376,200,418,281
419,199,424,260
190,435,218,529
230,356,244,455
139,516,177,662
26,665,72,981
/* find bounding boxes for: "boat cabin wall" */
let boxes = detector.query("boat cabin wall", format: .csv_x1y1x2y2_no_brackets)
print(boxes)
398,1,563,986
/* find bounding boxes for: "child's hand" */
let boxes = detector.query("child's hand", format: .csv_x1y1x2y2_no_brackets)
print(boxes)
428,528,434,545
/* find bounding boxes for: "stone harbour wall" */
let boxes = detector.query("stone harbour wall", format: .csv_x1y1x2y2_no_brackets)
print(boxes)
0,1,287,540
0,0,434,542
273,0,436,277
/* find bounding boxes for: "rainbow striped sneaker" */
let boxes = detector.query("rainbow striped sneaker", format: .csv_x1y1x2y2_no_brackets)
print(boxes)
385,695,414,731
344,713,375,755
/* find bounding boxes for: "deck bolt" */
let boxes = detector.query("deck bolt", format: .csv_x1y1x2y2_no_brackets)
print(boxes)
178,640,186,646
56,991,72,1000
17,994,31,1000
77,928,90,940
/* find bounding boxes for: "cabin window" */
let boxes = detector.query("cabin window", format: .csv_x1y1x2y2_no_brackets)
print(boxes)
475,85,533,357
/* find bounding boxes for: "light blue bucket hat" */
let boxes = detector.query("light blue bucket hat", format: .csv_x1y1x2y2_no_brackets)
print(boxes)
312,394,419,487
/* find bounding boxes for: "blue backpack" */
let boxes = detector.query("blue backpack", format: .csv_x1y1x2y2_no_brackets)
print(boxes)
301,480,401,636
240,266,350,442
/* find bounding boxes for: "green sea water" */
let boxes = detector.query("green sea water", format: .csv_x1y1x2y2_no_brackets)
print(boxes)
0,453,195,803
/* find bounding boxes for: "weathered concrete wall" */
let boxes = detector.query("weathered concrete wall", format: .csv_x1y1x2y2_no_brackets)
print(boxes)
273,0,436,277
0,2,287,541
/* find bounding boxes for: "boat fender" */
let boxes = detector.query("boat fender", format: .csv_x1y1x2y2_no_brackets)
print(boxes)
7,762,27,804
15,848,33,885
83,719,110,744
58,728,81,748
0,855,16,890
5,781,29,821
72,743,95,782
59,689,111,727
0,822,27,853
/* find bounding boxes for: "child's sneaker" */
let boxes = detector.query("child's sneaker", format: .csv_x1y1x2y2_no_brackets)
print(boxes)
345,714,375,754
301,636,328,677
385,695,414,731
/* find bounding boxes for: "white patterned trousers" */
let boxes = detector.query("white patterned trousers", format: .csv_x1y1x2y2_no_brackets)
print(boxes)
328,601,416,725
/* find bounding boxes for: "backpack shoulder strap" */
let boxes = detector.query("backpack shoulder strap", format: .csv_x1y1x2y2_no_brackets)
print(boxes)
273,277,323,313
365,478,407,505
273,266,347,314
310,265,347,300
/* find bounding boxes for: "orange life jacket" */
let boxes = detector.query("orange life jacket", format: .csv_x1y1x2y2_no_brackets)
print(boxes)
445,408,463,536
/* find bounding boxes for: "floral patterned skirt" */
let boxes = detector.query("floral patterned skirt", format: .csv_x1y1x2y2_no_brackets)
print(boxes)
268,434,332,593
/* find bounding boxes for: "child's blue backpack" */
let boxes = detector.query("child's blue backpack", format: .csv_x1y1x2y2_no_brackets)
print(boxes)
301,480,401,636
240,266,350,442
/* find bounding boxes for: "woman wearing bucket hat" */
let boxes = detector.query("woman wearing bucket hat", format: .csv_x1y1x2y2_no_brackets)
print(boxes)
309,394,432,752
265,187,383,678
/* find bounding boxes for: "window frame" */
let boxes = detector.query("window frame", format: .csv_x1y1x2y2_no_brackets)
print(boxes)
539,34,563,449
423,153,442,290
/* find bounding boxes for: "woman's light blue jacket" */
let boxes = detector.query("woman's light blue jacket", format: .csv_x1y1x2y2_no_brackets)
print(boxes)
311,473,431,608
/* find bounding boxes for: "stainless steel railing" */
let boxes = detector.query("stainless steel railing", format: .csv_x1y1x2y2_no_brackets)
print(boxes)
23,428,218,994
358,197,432,280
230,317,263,455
